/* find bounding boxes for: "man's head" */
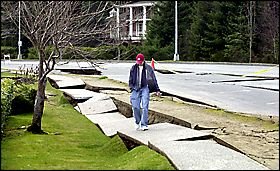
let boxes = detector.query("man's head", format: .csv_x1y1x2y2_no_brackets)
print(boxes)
136,53,144,65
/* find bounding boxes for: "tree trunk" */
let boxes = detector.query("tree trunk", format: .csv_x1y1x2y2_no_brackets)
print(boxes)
27,77,47,134
117,46,120,62
27,49,48,134
249,1,253,63
273,38,277,63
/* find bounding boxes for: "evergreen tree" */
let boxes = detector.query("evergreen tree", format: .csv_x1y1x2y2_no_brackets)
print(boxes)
142,1,175,60
189,1,212,61
178,1,194,61
139,1,277,63
189,1,250,62
145,1,174,48
223,1,249,62
205,1,228,61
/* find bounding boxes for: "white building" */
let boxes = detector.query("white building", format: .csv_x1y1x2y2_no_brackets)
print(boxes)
108,1,155,43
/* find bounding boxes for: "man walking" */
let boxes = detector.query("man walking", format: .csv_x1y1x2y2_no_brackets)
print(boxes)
129,53,161,131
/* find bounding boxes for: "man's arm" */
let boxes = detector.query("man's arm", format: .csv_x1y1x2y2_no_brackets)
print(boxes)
151,69,160,92
150,67,161,96
128,65,134,92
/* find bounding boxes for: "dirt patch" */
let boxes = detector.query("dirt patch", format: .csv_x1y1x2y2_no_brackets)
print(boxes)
77,74,279,170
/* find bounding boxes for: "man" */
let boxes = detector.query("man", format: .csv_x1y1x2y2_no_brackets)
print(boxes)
129,53,161,131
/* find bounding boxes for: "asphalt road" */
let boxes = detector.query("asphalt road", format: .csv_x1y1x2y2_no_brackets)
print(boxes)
100,62,279,117
1,60,279,117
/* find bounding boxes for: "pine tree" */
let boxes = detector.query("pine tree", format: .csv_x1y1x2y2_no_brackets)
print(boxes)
178,1,194,61
145,1,174,48
223,1,249,62
141,1,175,60
189,1,212,61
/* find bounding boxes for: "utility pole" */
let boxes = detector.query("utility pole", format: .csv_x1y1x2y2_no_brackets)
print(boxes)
18,1,22,60
116,6,120,62
173,1,179,61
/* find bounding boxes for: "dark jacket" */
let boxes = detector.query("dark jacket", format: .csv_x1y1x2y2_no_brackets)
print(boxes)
129,61,160,92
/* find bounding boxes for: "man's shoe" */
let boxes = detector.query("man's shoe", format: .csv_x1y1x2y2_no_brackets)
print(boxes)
140,125,148,131
135,123,140,130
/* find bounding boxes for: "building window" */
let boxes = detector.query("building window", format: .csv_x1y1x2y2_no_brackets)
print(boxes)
136,22,143,36
133,6,143,20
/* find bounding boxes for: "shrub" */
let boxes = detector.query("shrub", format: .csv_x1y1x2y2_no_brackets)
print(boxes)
27,45,122,60
137,44,173,61
27,46,54,59
1,78,37,137
119,44,139,60
27,47,39,59
1,79,15,135
87,45,116,60
153,45,173,61
1,46,17,59
11,85,37,115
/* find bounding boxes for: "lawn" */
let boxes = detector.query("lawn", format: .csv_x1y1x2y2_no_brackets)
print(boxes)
1,80,174,170
1,71,20,77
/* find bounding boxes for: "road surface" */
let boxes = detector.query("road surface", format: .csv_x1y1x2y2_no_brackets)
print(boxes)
1,60,279,117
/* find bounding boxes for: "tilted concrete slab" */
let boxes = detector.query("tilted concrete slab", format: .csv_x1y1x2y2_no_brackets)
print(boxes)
84,92,111,101
47,74,69,81
95,117,135,137
117,122,211,145
77,96,117,115
60,89,99,100
84,112,127,125
48,74,85,88
149,140,269,170
55,80,85,88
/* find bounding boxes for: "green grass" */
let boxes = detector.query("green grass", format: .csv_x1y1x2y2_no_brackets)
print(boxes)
1,82,175,170
98,76,108,79
1,71,19,77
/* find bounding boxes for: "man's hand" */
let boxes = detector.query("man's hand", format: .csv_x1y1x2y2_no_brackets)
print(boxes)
127,87,133,93
155,91,161,97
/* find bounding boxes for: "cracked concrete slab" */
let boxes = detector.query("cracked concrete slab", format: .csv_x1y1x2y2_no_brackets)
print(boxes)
94,117,135,137
60,89,99,100
118,122,211,145
84,112,127,125
47,74,70,81
55,80,85,88
148,140,269,170
48,74,85,88
77,96,117,115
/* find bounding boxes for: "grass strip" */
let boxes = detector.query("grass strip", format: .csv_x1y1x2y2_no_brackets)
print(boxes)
1,81,174,170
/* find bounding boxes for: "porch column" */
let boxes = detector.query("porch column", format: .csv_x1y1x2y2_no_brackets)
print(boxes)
143,6,147,38
116,7,120,39
129,7,133,38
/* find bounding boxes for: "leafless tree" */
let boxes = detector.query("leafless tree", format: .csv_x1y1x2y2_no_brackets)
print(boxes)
2,1,120,133
246,1,257,63
259,1,279,63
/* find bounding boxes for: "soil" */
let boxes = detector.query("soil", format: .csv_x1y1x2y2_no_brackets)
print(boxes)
74,74,279,170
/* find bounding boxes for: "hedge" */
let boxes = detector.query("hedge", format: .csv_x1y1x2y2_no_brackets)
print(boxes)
1,46,17,59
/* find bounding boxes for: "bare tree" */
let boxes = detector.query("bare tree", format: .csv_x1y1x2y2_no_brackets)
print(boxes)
247,1,256,63
259,1,279,63
2,1,118,133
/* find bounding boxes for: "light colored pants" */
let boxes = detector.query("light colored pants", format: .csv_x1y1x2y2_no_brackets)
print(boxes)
130,86,150,127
